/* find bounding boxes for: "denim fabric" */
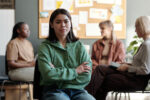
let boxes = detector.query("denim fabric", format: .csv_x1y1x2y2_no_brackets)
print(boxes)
42,86,95,100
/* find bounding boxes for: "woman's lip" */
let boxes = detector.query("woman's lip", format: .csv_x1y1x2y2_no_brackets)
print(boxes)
60,29,66,31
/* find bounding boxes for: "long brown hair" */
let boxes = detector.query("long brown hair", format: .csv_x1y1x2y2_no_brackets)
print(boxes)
99,20,117,44
47,8,78,43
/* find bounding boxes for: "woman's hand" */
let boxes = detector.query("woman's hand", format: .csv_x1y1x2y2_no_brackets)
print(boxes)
28,60,35,67
117,64,129,72
49,63,55,68
76,62,91,74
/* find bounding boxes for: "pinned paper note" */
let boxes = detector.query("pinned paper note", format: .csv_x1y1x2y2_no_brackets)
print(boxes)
111,5,123,16
114,24,122,31
115,0,122,5
96,0,115,4
86,23,100,36
40,12,49,18
90,8,108,19
73,29,77,36
59,0,73,12
41,23,49,37
79,11,88,24
110,15,121,23
56,0,63,8
75,0,93,7
71,15,79,29
43,0,56,10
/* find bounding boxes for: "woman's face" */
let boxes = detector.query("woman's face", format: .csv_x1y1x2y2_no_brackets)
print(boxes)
18,24,30,38
51,14,71,40
100,25,112,39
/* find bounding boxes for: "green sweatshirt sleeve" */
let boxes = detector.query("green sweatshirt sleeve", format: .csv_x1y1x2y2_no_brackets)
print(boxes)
38,43,78,84
75,42,92,85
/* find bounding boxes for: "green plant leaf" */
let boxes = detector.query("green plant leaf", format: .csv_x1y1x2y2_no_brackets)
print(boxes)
133,47,138,55
133,35,138,38
127,45,133,52
129,40,138,46
127,35,143,56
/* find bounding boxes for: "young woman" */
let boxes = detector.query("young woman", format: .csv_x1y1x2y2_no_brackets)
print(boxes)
6,22,35,82
38,9,95,100
91,20,125,71
86,16,150,100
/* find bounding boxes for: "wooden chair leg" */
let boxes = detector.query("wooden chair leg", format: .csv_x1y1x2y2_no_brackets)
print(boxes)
5,87,27,100
3,84,29,100
28,84,33,100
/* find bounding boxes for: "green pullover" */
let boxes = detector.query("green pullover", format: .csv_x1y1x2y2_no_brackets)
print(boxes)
38,40,92,89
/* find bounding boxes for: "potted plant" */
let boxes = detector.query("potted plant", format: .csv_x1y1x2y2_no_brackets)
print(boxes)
125,35,143,62
127,35,143,55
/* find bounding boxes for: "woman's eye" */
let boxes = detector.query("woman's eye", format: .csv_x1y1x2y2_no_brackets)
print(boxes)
65,20,70,24
56,21,60,24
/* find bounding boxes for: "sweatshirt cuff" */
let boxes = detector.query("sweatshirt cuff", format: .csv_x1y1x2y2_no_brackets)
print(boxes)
73,69,78,78
128,66,136,73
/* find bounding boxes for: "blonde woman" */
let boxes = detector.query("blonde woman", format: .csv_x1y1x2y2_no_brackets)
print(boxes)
86,16,150,100
91,20,125,71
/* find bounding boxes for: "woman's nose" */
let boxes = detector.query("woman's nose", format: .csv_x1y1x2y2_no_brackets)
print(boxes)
61,22,65,26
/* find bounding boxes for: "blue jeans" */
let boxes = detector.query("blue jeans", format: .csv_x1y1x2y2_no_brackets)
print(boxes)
42,86,95,100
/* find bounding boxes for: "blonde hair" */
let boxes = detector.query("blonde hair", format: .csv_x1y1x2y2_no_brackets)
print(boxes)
135,16,150,35
99,20,117,44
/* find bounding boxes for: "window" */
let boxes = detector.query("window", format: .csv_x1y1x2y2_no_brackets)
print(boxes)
0,0,15,9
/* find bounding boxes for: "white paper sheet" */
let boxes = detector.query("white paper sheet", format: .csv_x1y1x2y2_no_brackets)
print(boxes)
73,29,77,36
75,0,93,7
59,0,73,12
89,8,108,19
114,24,122,31
71,15,79,29
115,0,122,5
43,0,56,10
86,23,101,36
79,11,88,24
41,23,49,37
96,0,114,4
111,5,123,16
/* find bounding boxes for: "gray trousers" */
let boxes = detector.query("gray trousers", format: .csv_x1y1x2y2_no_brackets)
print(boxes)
8,67,34,82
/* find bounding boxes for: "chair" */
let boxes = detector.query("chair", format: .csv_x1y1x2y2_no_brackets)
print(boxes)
111,82,150,100
111,90,150,100
33,60,43,100
0,54,33,100
0,80,33,100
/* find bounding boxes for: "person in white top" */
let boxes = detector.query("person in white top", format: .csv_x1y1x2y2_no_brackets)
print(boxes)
86,16,150,100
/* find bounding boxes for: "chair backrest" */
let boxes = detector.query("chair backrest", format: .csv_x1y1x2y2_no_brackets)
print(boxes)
5,52,8,75
33,60,43,99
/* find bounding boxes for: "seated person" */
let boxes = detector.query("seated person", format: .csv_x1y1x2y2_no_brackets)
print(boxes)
6,22,35,82
91,20,125,71
86,16,150,100
38,8,95,100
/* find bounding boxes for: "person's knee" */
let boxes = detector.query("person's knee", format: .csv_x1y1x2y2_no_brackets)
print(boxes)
42,92,70,100
72,91,95,100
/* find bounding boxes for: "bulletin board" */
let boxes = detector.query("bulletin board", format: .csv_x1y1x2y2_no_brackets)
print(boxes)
39,0,126,39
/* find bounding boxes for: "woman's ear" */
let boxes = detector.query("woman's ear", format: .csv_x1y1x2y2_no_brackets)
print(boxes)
17,29,21,34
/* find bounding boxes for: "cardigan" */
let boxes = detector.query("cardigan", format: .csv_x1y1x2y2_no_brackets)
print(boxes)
128,38,150,75
91,39,125,71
